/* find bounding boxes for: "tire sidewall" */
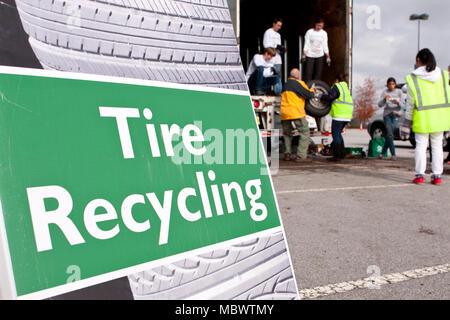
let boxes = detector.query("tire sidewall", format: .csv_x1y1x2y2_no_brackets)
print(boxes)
305,80,331,117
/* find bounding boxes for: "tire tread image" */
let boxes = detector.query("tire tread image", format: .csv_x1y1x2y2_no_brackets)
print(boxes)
127,232,298,300
16,0,247,90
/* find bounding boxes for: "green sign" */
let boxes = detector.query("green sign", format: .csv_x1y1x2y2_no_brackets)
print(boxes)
0,67,282,299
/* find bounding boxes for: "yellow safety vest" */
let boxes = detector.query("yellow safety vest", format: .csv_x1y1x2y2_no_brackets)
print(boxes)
405,70,450,133
329,82,354,120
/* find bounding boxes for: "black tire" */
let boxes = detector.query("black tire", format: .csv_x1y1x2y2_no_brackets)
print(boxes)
370,122,386,139
305,80,331,117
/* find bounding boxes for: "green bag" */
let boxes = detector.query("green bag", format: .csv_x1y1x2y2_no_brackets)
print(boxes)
368,137,388,158
345,147,364,158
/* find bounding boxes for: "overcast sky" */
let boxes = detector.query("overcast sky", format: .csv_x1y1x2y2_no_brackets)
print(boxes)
353,0,450,92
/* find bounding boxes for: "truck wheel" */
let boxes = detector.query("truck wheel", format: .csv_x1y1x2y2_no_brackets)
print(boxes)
305,80,331,117
15,0,248,91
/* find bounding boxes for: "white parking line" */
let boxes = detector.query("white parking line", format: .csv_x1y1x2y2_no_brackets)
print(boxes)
277,184,413,194
299,263,450,299
278,164,416,174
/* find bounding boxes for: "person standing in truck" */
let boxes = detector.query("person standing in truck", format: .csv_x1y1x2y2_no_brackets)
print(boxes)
246,48,280,96
302,18,331,82
263,17,285,82
320,74,354,161
377,77,405,161
400,49,450,185
281,68,317,163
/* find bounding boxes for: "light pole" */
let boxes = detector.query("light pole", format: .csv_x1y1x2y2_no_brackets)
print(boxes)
409,13,429,52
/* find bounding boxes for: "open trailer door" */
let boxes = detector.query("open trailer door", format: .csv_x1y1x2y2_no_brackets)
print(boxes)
238,0,352,87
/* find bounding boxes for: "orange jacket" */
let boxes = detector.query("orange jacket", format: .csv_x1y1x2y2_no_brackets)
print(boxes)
280,78,315,120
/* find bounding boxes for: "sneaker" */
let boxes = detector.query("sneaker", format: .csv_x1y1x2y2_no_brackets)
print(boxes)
377,154,384,160
431,177,442,185
284,153,291,161
390,156,397,161
413,176,425,184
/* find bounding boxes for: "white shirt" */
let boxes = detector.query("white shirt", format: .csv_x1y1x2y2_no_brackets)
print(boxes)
263,28,281,50
246,54,274,80
304,28,329,58
263,28,282,65
269,55,282,65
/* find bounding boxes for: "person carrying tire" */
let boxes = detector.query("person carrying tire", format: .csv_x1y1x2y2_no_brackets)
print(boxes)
281,68,316,163
400,49,450,185
320,74,354,161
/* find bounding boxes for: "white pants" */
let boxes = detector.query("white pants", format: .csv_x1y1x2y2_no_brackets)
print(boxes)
415,132,444,177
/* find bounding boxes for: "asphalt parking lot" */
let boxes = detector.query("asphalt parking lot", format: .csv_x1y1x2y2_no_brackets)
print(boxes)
273,129,450,300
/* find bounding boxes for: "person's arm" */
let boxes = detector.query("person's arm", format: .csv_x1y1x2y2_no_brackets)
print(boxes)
321,86,340,102
253,55,271,67
293,81,315,100
378,90,387,108
263,29,272,49
253,55,274,77
245,57,255,79
404,85,414,123
323,31,329,56
397,89,406,114
400,85,414,138
303,30,310,56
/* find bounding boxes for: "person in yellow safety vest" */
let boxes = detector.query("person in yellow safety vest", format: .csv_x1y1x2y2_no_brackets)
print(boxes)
446,65,450,164
320,74,354,161
400,49,450,185
281,68,317,162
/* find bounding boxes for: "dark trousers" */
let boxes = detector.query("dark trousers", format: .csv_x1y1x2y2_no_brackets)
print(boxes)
304,56,325,82
247,66,282,95
331,120,348,158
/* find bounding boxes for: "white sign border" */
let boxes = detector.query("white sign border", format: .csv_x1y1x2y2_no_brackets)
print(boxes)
0,66,249,97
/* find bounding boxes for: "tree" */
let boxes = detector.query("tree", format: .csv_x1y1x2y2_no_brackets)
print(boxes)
354,77,377,127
